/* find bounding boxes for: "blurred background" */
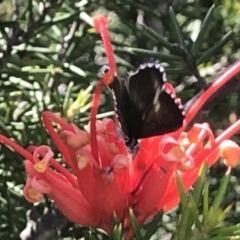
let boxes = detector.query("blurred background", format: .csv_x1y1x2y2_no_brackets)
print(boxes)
0,0,240,239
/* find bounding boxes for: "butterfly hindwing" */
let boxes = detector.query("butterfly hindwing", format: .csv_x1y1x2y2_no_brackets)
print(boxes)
140,90,184,138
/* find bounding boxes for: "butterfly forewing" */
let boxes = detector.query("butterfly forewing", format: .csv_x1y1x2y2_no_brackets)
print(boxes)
107,76,142,141
126,63,167,117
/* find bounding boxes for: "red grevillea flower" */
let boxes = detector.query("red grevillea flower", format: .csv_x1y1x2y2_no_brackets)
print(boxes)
0,15,240,239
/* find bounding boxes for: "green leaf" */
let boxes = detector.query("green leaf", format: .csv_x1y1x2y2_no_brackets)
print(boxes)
191,5,216,56
209,224,240,236
206,236,229,240
79,111,114,122
121,0,161,18
177,206,192,240
63,81,74,115
196,31,234,65
110,224,123,240
64,63,87,77
41,12,78,27
137,24,174,51
211,171,230,210
217,204,233,223
169,7,186,48
129,210,143,240
115,47,182,61
189,195,201,230
88,232,101,240
176,173,187,209
202,179,209,223
193,163,208,205
143,210,163,240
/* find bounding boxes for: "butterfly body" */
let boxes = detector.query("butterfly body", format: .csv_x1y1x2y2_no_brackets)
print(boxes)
105,62,185,152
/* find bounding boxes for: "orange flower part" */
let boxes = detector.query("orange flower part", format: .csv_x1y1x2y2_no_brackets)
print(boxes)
112,154,129,172
76,148,96,169
220,140,240,167
60,123,89,149
23,179,45,203
102,69,115,85
159,136,183,161
33,146,54,172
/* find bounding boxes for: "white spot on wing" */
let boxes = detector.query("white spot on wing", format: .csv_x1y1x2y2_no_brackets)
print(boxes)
153,87,162,112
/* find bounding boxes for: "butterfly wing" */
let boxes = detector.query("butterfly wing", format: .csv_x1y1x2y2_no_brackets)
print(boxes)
127,62,184,139
126,62,167,118
140,89,184,138
107,75,142,142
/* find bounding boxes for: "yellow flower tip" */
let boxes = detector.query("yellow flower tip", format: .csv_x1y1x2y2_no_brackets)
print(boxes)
60,124,90,149
24,186,43,203
187,129,200,143
67,109,75,120
169,146,185,159
177,159,194,172
220,140,240,167
181,137,191,149
112,154,129,172
102,168,114,184
162,145,185,162
76,152,90,169
159,136,182,161
32,146,53,173
107,143,119,155
93,118,112,137
229,112,237,124
34,158,49,173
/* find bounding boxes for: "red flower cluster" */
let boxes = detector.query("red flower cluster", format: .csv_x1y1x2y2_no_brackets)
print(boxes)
0,15,240,238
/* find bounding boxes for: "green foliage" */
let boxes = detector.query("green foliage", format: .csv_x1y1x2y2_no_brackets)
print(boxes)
0,0,240,239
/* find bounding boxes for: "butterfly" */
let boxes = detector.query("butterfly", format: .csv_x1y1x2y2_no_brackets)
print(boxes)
103,61,185,153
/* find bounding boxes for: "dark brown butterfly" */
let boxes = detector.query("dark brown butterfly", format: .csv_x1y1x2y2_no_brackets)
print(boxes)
104,61,185,153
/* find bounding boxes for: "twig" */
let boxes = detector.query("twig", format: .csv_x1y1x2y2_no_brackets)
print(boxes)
58,20,80,61
172,43,208,89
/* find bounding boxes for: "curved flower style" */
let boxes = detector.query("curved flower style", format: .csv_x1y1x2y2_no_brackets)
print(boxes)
0,15,240,239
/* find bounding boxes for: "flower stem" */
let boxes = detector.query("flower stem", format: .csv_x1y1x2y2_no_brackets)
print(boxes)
42,111,73,167
90,80,105,166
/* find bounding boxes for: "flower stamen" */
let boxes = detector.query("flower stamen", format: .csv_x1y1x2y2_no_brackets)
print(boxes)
93,15,116,74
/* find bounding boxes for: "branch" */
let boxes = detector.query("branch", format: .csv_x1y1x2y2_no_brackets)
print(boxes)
172,43,208,89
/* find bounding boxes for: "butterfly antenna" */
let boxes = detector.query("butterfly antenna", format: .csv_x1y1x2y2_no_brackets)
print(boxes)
90,15,116,166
